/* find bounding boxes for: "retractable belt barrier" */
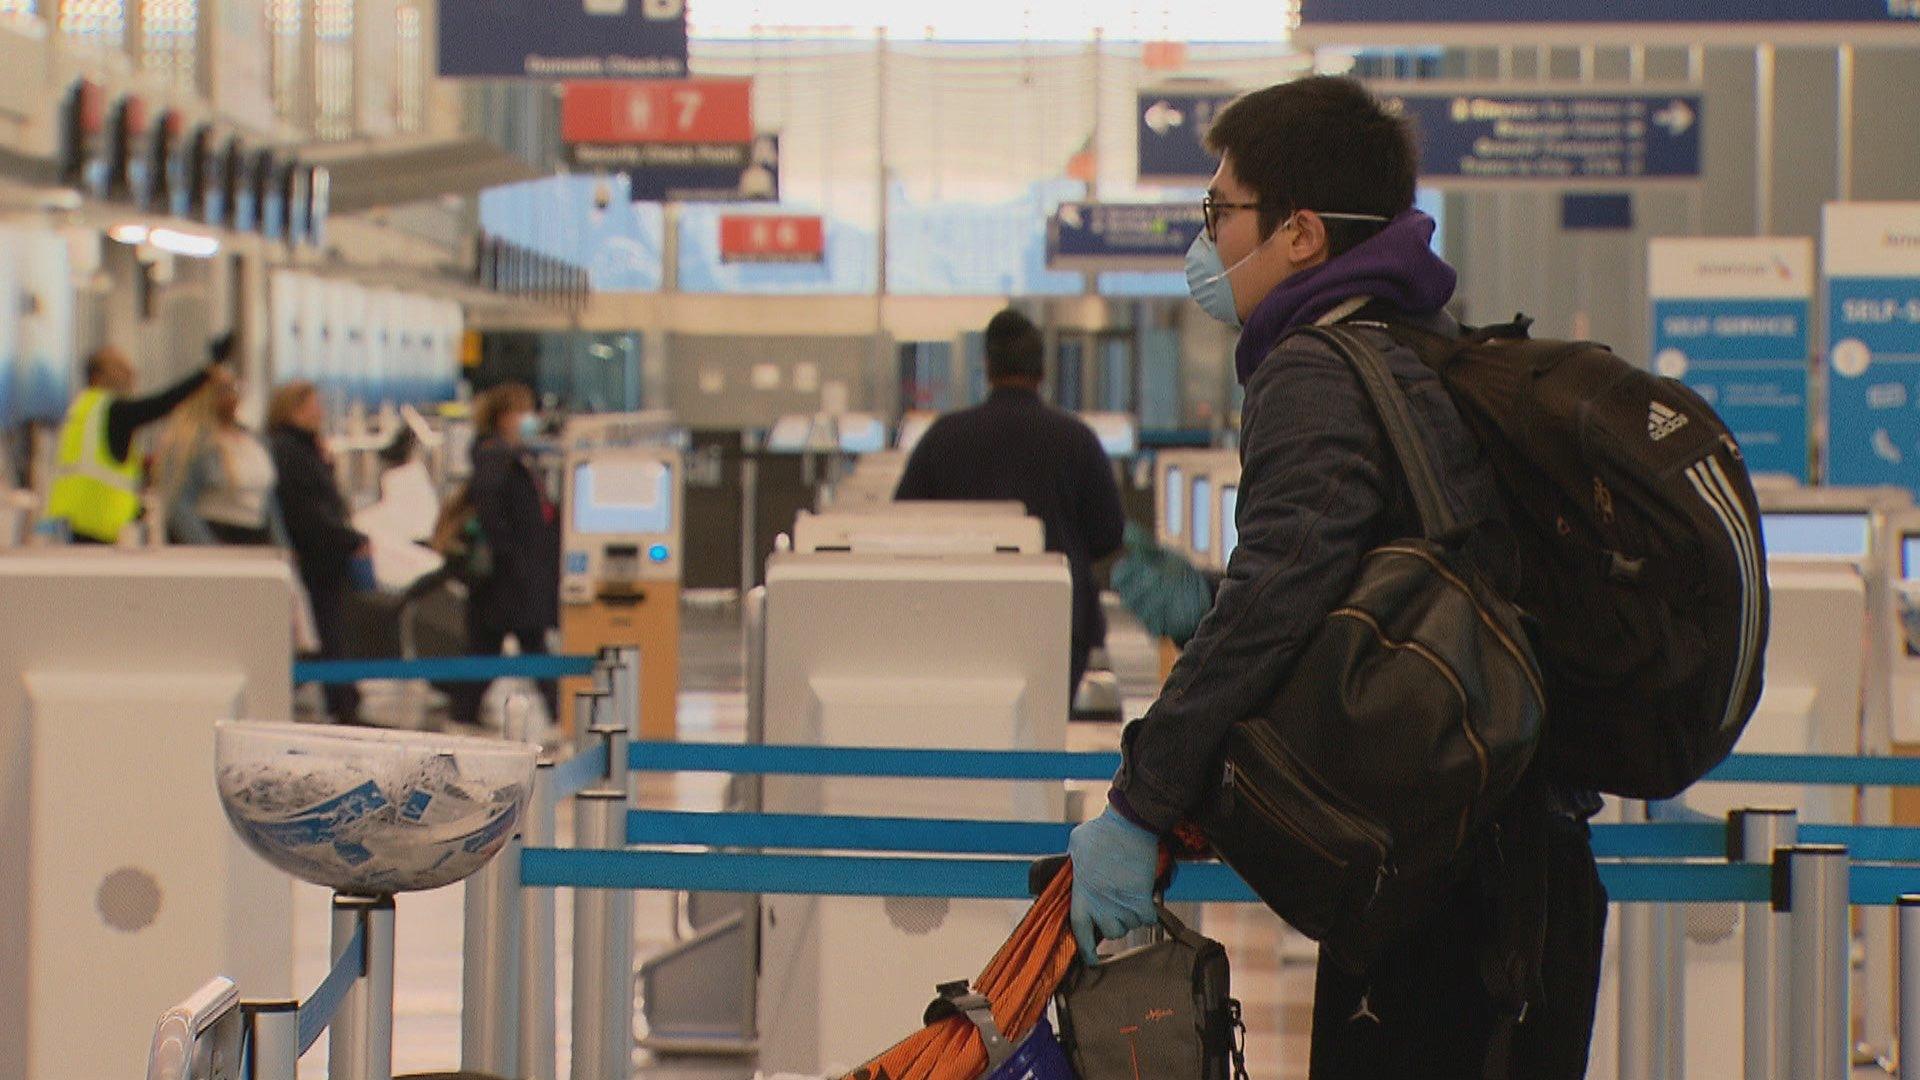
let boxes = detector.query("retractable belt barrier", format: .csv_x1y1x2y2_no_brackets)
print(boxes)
293,654,599,685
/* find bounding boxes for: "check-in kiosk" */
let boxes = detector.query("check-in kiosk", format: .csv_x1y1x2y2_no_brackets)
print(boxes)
0,550,294,1080
753,505,1070,1075
1664,486,1912,1072
1188,460,1242,574
557,448,684,740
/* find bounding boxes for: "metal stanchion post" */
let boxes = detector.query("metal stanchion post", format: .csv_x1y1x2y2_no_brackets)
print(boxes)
329,894,396,1080
1655,901,1686,1078
1734,809,1798,1080
569,789,633,1080
1784,845,1851,1080
519,758,558,1080
1619,899,1657,1080
245,1001,299,1080
1901,896,1920,1080
461,822,521,1073
1618,800,1659,1080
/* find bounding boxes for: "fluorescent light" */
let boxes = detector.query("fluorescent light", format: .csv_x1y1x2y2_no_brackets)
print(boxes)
148,228,221,258
107,224,150,245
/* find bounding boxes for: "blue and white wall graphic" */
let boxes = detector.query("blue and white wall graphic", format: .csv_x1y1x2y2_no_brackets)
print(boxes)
1648,236,1814,481
1823,202,1920,492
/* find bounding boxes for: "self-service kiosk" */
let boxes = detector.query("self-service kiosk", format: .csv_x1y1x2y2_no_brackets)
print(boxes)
558,448,684,740
1654,486,1912,1072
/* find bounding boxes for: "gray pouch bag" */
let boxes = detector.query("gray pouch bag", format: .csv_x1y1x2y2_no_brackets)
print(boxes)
1054,906,1249,1080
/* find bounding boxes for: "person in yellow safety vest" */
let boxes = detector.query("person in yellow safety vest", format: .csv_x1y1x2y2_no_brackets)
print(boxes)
47,337,236,544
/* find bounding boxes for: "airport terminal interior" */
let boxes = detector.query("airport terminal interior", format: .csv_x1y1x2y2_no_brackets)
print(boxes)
7,3,1920,1079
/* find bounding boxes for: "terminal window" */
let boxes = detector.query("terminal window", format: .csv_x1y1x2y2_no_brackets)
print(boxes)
573,461,673,536
1221,485,1239,563
1192,477,1213,557
1760,512,1872,559
1165,466,1184,539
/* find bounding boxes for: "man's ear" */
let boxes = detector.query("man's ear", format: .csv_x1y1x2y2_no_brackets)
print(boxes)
1287,210,1331,266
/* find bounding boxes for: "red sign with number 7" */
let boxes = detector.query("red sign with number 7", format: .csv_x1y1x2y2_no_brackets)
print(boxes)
562,79,753,144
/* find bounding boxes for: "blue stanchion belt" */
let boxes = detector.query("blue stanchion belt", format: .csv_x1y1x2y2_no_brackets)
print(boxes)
627,741,1920,790
297,921,366,1055
550,743,612,803
294,654,599,685
522,847,1791,905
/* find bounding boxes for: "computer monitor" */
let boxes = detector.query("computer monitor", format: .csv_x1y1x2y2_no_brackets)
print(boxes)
1220,484,1239,564
1192,476,1213,560
572,458,674,536
1760,512,1873,560
1165,466,1184,540
838,415,887,454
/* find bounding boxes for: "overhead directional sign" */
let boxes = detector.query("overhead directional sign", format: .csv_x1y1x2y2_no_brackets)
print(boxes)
1649,237,1815,480
1136,90,1237,187
576,133,779,204
562,80,753,145
1823,202,1920,492
1047,202,1206,272
720,215,825,265
438,0,688,79
1297,0,1920,45
1379,89,1702,185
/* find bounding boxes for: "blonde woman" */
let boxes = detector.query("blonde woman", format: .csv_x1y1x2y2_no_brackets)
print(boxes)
153,378,288,547
268,381,371,725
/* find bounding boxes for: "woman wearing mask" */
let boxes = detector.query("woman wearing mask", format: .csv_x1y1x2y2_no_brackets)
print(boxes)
449,382,560,729
268,381,370,726
154,378,289,547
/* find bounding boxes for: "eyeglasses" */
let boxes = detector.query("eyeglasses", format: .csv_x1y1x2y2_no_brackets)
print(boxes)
1201,193,1265,242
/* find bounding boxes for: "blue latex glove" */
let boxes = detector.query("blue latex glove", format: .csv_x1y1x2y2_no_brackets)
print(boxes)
1068,806,1162,965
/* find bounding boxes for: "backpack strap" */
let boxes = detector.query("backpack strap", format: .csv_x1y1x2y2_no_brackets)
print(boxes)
1296,324,1464,544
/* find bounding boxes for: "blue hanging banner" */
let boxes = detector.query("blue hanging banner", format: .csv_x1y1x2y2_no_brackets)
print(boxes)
1136,90,1237,187
1046,202,1207,272
1648,237,1815,481
1823,202,1920,492
1380,89,1702,185
438,0,689,79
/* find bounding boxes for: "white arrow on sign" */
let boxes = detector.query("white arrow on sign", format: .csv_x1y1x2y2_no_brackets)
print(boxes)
1144,100,1185,137
1653,100,1695,137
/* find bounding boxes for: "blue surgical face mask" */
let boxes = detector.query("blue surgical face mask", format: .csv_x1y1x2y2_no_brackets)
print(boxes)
1186,209,1394,329
516,413,541,440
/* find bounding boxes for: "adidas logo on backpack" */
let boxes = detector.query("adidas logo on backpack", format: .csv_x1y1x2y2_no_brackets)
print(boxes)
1648,400,1690,442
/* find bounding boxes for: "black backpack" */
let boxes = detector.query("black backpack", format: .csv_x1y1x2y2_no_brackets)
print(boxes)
1198,325,1546,976
1378,316,1769,799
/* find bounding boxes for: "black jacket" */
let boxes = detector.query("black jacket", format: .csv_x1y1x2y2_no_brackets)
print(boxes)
269,424,366,589
1113,310,1518,833
468,435,560,634
894,387,1127,658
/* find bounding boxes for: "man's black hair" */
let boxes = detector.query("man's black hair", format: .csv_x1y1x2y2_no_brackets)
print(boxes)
1204,75,1417,257
984,308,1045,383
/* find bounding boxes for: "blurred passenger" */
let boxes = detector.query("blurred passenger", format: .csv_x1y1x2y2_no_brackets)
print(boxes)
47,336,235,544
154,377,289,547
894,308,1126,697
268,381,370,726
448,382,560,729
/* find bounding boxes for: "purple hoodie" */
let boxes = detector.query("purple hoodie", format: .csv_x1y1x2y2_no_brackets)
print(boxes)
1233,210,1456,385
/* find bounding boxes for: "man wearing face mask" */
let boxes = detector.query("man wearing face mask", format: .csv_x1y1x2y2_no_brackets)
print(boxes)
1067,77,1606,1078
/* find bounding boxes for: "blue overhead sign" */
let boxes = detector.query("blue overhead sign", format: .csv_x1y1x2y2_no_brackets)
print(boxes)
1382,91,1702,185
1823,204,1920,492
1047,202,1207,272
438,0,689,79
1136,91,1236,187
572,134,781,204
1301,0,1917,23
1649,238,1815,481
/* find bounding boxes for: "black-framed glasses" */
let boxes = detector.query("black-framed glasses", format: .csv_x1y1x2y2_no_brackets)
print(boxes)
1202,193,1264,242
